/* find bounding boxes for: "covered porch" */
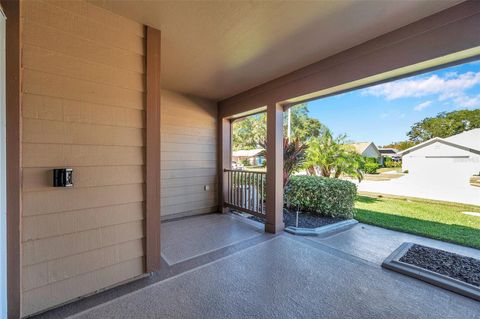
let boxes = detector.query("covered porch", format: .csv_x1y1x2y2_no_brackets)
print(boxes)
2,0,480,318
32,214,480,318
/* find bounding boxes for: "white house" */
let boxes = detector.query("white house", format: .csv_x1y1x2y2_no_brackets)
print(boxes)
232,149,265,166
347,142,383,164
379,148,401,161
398,129,480,183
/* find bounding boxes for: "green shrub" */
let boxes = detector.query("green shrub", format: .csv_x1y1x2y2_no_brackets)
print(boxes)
363,162,380,174
364,157,378,164
384,158,401,168
285,175,357,219
240,159,249,166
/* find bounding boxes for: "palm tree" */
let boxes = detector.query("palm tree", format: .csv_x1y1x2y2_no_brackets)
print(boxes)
333,148,364,181
304,128,364,181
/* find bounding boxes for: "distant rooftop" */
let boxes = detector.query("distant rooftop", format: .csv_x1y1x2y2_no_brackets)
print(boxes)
444,128,480,151
232,149,265,157
346,142,375,154
399,128,480,155
378,148,398,154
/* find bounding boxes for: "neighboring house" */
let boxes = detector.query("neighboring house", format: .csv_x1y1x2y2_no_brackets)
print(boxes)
232,149,265,166
398,129,480,182
347,142,383,165
379,148,401,161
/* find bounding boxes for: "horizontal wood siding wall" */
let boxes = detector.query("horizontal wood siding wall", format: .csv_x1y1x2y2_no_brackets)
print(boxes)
21,0,146,315
161,90,218,218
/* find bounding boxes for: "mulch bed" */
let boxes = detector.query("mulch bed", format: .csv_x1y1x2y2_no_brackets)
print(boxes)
399,244,480,287
247,208,343,229
283,209,343,228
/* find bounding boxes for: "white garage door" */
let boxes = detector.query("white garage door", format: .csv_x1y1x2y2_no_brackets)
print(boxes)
407,156,477,184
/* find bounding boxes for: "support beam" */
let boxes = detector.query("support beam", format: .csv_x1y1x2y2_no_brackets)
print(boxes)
218,117,232,213
145,26,161,272
2,0,21,317
265,103,284,233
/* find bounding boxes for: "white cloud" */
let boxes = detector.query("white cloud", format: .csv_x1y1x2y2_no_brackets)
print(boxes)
413,101,432,111
363,71,480,101
444,71,458,79
453,94,480,109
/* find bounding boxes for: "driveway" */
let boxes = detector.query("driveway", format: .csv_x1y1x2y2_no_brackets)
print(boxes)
355,174,480,206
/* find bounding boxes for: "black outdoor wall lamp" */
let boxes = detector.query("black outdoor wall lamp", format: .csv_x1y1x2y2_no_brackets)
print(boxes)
53,168,74,187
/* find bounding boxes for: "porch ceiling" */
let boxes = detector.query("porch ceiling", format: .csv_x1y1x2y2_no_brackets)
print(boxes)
90,0,463,100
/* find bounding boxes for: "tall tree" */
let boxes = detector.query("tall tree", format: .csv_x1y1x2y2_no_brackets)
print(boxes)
381,140,416,151
232,103,323,151
232,113,266,150
407,109,480,143
284,104,324,142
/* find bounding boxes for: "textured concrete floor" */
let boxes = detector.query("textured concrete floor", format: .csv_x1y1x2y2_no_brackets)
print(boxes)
71,236,480,319
161,214,264,265
310,223,480,265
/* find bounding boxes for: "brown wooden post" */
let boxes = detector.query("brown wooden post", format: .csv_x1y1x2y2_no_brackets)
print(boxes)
218,117,232,213
2,0,21,317
265,103,284,233
145,26,162,273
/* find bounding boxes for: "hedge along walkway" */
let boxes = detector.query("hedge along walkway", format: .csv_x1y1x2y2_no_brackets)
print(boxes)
354,195,480,249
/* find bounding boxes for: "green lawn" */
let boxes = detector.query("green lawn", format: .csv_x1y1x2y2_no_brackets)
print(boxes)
355,195,480,249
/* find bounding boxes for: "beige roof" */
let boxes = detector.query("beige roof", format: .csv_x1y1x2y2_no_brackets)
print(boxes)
232,149,265,157
346,142,373,155
90,1,461,100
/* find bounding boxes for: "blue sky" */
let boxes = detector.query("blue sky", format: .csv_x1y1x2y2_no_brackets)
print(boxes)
305,60,480,146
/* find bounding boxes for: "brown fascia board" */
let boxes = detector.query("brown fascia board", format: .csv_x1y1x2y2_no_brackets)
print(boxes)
218,1,480,116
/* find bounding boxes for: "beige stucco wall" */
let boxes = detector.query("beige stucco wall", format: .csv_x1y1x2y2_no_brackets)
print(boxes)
161,90,218,219
20,0,146,315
